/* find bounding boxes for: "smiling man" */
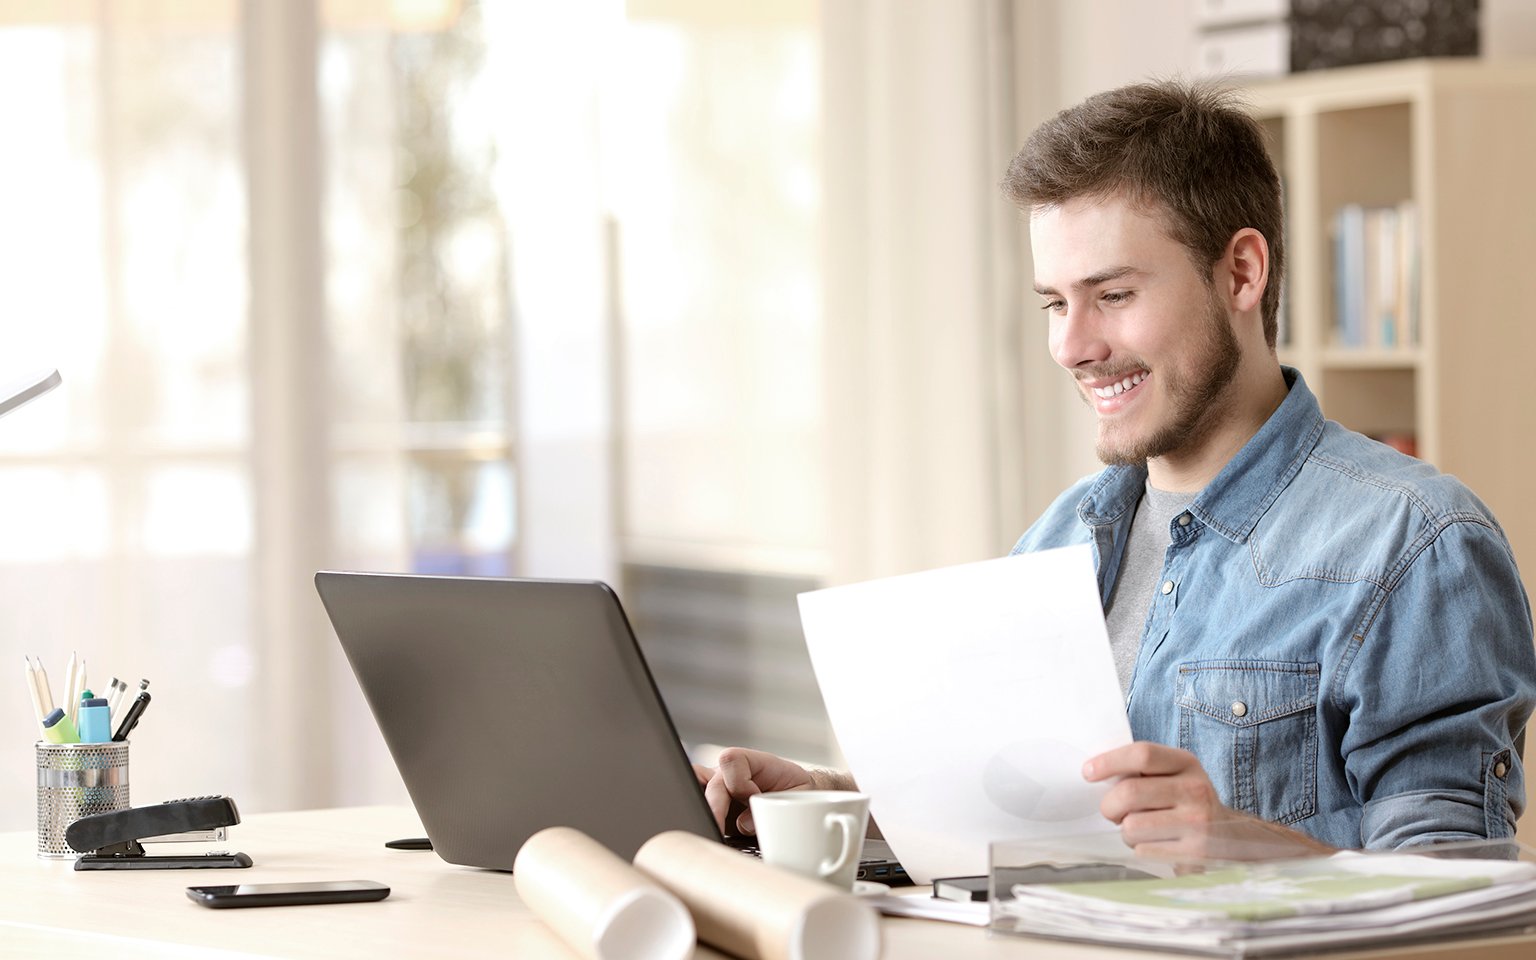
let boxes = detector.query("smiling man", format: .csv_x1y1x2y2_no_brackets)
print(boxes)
699,80,1536,858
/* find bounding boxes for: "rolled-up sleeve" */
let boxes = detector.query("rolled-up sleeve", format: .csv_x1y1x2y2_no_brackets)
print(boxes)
1340,518,1536,848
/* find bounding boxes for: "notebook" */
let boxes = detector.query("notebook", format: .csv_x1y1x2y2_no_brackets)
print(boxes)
314,570,906,882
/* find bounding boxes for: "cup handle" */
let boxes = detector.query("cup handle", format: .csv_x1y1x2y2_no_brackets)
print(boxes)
818,812,859,879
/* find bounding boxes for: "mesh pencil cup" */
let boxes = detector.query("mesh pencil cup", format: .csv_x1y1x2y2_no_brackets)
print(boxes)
36,741,129,858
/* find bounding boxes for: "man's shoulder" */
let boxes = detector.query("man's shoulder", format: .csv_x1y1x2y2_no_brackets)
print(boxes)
1300,421,1497,525
1252,421,1512,585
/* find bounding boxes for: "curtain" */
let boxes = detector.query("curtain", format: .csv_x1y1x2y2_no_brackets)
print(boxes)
821,0,1030,586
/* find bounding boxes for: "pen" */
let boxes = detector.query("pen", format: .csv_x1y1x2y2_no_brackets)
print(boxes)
112,679,151,742
106,677,128,723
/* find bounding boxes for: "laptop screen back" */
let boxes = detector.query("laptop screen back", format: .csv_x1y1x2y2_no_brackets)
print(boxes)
315,571,720,869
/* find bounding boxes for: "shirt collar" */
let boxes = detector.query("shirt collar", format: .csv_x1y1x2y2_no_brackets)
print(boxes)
1076,367,1324,543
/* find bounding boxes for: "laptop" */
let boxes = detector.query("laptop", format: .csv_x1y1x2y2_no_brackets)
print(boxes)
314,571,907,882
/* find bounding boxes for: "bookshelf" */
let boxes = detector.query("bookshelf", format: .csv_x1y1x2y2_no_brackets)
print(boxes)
1244,59,1536,844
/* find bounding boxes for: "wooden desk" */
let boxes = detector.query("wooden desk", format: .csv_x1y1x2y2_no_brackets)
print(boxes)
2,806,1534,959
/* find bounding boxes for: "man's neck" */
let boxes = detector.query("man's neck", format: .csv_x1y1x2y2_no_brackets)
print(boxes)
1146,362,1289,494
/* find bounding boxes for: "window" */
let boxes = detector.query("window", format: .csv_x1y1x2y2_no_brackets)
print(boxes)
0,0,833,828
0,1,258,826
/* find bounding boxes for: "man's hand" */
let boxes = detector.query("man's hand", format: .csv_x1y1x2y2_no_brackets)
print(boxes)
1084,742,1333,861
692,747,818,835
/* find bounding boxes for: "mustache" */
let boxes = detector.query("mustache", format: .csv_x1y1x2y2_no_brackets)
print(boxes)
1073,363,1149,383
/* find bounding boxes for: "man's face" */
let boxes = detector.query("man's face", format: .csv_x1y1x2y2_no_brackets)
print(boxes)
1030,194,1242,467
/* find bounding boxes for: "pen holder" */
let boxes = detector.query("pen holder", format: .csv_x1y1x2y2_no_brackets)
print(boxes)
36,741,130,859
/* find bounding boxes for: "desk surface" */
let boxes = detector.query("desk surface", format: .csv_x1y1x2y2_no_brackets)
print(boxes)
3,806,1535,960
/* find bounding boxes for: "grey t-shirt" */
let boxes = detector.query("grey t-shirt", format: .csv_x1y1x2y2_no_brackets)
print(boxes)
1103,482,1196,696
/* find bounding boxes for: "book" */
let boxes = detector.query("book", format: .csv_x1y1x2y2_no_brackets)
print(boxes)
932,875,989,902
1329,201,1419,350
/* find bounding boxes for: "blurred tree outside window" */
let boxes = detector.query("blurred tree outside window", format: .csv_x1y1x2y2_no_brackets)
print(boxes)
324,0,516,578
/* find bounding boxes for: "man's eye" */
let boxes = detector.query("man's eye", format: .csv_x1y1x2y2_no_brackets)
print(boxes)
1102,290,1134,304
1039,299,1065,313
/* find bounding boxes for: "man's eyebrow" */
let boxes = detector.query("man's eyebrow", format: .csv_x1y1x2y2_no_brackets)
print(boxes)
1033,265,1144,296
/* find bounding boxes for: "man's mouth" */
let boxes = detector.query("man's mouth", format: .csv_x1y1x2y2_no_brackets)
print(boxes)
1086,370,1148,400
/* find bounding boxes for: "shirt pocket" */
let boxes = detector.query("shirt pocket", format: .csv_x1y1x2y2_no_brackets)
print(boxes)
1176,659,1320,826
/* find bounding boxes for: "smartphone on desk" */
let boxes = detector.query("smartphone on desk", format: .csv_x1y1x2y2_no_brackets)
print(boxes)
186,880,390,908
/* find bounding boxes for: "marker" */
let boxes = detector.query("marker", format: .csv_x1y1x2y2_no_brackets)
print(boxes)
42,707,81,744
112,680,151,742
78,697,111,743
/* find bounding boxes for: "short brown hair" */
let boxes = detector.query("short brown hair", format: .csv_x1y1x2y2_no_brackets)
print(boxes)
1003,80,1285,348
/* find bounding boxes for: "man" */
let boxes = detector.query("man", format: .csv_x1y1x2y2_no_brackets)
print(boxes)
698,81,1536,858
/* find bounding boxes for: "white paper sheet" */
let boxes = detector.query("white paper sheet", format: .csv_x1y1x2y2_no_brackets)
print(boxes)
864,893,990,926
798,545,1132,884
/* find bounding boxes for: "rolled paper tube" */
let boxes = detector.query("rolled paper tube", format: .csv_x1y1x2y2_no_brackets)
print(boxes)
513,826,694,960
634,831,881,960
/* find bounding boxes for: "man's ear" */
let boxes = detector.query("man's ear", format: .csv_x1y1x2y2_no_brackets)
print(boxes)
1224,227,1269,314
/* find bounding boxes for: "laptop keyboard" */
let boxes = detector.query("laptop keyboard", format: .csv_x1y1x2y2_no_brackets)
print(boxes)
722,834,911,885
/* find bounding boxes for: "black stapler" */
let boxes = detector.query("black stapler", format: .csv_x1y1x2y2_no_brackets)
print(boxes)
66,795,253,870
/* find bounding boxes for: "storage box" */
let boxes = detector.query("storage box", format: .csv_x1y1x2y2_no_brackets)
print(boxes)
1194,0,1481,78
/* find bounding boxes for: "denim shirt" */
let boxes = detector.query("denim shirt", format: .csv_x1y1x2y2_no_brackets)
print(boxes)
1011,368,1536,849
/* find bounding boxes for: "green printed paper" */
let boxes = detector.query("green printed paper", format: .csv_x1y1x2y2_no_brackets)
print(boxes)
1044,865,1493,922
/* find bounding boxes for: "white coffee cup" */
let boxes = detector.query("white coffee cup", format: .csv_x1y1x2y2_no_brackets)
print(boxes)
748,790,871,891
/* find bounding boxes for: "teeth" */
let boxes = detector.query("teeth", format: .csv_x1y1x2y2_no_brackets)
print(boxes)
1092,371,1146,399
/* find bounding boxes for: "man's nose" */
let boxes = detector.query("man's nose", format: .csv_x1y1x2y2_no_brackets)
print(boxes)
1050,310,1111,370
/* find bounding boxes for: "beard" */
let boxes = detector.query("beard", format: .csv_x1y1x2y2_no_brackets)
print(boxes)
1090,287,1243,467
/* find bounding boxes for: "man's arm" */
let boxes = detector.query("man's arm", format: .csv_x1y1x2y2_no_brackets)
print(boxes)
1091,520,1536,856
1341,519,1536,847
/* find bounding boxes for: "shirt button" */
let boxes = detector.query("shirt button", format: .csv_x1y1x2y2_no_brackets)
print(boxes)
1178,513,1192,526
1161,580,1175,595
1495,761,1509,778
1230,701,1248,718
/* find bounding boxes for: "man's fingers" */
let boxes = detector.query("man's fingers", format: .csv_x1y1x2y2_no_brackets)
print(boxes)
692,763,714,789
1100,774,1219,823
1124,836,1212,863
715,749,767,797
1116,808,1196,847
715,746,814,794
703,772,734,833
700,747,816,835
1084,742,1200,781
